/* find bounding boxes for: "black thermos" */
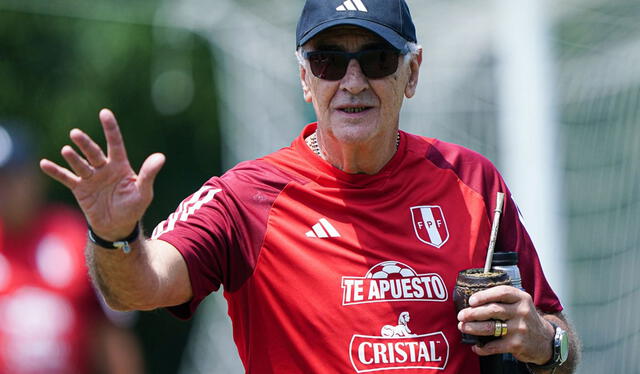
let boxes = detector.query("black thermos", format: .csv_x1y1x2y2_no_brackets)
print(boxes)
479,252,529,374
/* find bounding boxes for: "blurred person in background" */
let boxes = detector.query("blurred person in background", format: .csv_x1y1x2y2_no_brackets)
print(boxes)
0,123,144,374
39,0,580,372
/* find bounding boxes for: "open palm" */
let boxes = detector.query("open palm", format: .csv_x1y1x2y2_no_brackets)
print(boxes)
40,109,165,241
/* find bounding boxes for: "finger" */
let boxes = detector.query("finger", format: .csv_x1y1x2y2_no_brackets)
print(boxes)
136,153,166,199
99,108,129,163
469,285,522,307
61,145,94,179
472,337,511,356
458,320,498,337
458,302,515,322
69,128,107,168
40,158,81,189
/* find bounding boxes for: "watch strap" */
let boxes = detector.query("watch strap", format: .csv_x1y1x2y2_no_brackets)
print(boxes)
88,223,140,254
527,321,564,371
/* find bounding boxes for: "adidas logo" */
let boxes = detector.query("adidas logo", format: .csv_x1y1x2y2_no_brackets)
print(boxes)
336,0,368,12
306,218,341,238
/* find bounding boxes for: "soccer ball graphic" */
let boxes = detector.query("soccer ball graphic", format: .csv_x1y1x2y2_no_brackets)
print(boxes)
365,261,417,279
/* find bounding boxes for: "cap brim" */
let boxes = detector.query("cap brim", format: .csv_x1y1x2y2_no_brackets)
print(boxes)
297,19,408,51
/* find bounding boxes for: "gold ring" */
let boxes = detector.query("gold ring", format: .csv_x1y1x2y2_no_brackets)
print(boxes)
493,320,503,337
500,321,508,337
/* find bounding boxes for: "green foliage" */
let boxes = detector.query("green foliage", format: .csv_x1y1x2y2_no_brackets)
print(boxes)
0,9,222,226
0,8,221,374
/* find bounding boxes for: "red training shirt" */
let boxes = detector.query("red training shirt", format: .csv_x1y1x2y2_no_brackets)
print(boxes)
153,123,561,373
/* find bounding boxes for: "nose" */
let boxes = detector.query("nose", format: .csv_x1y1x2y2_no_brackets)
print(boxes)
339,58,369,94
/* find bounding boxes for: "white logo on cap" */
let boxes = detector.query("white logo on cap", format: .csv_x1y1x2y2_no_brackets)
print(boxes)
336,0,368,12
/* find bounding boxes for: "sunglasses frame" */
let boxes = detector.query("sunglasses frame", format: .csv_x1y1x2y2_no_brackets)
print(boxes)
302,48,407,81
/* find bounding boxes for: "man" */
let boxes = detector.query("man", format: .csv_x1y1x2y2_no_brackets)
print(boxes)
40,0,579,372
0,124,144,374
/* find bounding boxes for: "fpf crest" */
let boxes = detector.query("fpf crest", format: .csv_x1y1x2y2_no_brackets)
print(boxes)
410,206,449,248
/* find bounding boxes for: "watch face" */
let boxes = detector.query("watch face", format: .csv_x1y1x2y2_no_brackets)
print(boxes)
558,330,569,363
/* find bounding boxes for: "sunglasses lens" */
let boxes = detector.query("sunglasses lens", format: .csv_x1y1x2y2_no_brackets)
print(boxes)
306,50,400,80
308,52,348,81
359,50,399,79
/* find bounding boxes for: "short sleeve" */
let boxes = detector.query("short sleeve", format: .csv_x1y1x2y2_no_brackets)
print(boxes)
477,158,563,314
494,184,563,314
426,139,563,314
152,179,238,319
152,160,296,319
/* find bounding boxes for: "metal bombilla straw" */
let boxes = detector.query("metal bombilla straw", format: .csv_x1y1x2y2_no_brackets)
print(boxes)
483,192,505,273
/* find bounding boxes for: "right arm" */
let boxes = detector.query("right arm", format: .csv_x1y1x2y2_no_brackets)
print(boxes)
40,109,191,311
87,237,192,311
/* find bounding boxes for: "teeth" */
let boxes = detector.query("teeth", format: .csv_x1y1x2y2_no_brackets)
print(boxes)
342,107,366,113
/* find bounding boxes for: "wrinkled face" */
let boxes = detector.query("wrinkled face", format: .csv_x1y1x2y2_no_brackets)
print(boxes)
300,26,420,144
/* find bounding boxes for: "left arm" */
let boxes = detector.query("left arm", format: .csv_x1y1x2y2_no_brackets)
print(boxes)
457,285,580,373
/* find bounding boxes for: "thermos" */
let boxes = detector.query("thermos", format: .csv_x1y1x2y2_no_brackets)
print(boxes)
491,252,523,290
479,252,529,374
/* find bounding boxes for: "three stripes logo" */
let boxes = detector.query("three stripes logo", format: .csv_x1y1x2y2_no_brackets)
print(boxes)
152,186,222,239
336,0,368,12
306,218,341,238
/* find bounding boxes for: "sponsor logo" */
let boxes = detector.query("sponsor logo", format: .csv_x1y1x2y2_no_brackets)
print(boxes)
336,0,368,12
342,261,448,306
306,218,341,238
349,312,449,372
410,206,449,248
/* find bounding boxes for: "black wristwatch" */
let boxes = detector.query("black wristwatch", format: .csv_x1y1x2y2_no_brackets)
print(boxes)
527,321,569,372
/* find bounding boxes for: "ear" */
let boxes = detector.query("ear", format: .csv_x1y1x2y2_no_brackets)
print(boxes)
404,48,422,99
300,65,313,103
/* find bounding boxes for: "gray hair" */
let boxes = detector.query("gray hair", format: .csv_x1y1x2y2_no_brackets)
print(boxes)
295,41,422,67
402,42,422,63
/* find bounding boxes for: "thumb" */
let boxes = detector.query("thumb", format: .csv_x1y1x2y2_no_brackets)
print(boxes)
137,153,166,198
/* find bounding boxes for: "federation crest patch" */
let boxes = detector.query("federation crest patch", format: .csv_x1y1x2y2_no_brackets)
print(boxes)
410,206,449,248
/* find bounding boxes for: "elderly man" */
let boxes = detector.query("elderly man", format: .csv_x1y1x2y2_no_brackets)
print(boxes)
40,0,579,372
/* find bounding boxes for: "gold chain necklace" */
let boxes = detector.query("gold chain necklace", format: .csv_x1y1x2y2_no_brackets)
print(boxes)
305,131,400,158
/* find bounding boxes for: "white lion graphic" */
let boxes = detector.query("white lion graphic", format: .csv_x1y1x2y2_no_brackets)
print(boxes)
380,311,416,337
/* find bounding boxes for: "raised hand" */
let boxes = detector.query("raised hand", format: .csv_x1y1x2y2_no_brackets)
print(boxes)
40,109,165,241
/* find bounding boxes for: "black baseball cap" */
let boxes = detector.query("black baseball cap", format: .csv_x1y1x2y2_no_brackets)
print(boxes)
296,0,417,52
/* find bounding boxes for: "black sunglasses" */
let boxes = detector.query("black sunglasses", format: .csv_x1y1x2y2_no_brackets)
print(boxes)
302,49,402,81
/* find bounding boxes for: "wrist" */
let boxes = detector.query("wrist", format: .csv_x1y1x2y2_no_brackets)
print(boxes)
88,223,140,254
535,320,557,364
527,321,569,372
90,222,140,241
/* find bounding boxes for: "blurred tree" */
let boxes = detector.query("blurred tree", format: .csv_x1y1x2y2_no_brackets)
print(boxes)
0,8,221,374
